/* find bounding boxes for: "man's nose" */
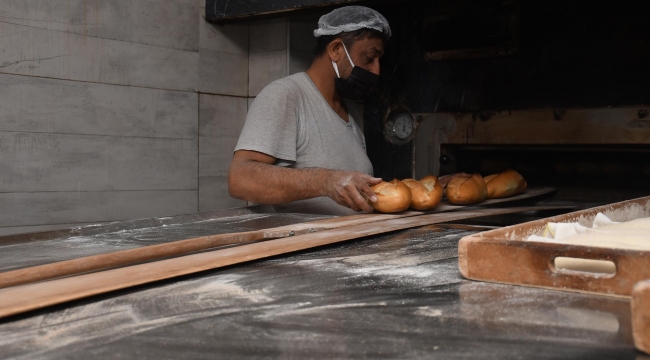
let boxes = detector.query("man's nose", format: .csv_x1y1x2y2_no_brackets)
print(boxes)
369,58,381,75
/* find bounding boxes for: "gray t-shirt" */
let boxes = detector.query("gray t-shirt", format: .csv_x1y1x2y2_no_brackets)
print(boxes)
234,72,373,215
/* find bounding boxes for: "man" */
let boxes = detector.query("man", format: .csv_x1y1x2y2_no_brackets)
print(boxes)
229,6,388,215
229,6,462,215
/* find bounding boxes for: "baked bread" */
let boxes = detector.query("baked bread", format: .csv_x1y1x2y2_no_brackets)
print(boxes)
402,176,443,210
446,174,487,205
369,179,412,213
484,169,527,199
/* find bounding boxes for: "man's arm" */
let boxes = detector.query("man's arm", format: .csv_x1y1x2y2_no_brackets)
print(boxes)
228,150,381,212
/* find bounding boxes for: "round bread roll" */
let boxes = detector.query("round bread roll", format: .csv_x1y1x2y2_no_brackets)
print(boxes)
369,179,412,213
446,174,487,205
484,169,527,199
402,176,443,210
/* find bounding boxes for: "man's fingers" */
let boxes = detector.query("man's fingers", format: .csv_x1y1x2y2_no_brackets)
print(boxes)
340,192,361,211
358,183,378,204
359,174,383,186
348,187,374,213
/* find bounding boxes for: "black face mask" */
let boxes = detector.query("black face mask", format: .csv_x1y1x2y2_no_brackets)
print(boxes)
333,44,379,101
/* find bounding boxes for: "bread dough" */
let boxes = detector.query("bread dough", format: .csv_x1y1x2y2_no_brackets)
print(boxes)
528,214,650,273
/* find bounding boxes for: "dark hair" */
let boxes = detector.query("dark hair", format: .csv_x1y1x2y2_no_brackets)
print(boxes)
314,28,388,56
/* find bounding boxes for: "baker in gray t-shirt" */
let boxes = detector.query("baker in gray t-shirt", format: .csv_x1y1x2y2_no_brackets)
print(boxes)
228,6,391,215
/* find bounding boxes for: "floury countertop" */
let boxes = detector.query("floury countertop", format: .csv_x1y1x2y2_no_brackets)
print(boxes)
0,209,638,359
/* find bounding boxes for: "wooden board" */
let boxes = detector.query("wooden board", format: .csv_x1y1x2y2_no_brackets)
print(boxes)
459,196,650,297
633,280,650,354
0,200,569,289
0,206,554,319
0,211,425,289
440,186,556,207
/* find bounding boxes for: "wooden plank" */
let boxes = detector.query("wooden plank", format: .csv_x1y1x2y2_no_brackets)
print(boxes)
0,132,197,192
0,190,197,227
0,204,275,245
442,187,556,207
0,74,197,139
0,0,199,51
0,206,551,319
444,107,650,145
458,196,650,297
0,23,199,91
0,211,424,289
415,108,650,179
633,280,650,354
459,238,650,298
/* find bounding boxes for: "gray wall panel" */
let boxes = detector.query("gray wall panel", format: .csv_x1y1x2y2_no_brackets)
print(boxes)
0,23,199,91
0,0,199,51
0,132,198,192
0,190,197,227
199,12,248,54
248,50,287,96
0,74,198,139
199,176,245,212
199,48,248,96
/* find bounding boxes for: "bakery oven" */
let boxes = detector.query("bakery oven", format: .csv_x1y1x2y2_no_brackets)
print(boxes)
413,109,650,203
362,0,650,211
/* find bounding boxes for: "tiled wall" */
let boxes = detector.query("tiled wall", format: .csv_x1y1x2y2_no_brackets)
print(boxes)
0,1,327,235
198,0,249,212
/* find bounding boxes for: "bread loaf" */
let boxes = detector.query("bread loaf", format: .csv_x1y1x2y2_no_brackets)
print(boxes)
402,176,443,210
484,169,527,199
446,174,487,205
369,179,412,213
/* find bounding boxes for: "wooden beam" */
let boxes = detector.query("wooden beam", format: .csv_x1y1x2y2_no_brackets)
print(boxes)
420,107,650,146
0,206,555,319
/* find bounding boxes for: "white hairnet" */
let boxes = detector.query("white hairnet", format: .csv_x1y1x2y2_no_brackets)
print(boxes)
314,6,391,38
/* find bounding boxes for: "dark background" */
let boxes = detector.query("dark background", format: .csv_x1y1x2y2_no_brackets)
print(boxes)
209,0,650,182
363,0,650,181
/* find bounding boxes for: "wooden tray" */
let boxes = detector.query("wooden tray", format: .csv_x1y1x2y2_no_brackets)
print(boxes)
458,196,650,298
633,280,650,354
439,186,556,209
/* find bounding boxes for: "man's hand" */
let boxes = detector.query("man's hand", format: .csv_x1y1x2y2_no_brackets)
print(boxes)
322,170,382,212
229,151,383,211
438,172,471,188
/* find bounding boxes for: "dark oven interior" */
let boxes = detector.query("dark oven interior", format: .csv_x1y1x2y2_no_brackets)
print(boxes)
358,0,650,209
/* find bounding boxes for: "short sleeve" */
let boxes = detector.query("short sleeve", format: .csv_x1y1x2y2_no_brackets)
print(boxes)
234,82,298,164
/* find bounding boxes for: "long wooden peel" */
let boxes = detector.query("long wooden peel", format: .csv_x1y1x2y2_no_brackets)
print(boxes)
0,211,428,289
0,206,560,319
0,187,554,289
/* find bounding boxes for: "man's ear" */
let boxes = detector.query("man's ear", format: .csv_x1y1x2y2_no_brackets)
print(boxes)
327,39,343,62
